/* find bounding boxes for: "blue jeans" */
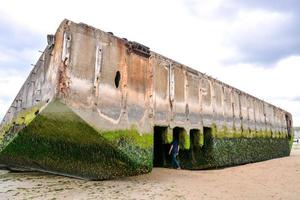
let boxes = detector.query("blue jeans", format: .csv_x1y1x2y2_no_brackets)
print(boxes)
171,153,180,169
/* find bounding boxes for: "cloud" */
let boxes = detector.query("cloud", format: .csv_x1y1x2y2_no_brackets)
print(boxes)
0,69,26,120
0,16,43,120
0,16,45,72
225,9,300,65
200,56,300,100
182,0,300,65
230,0,300,13
0,17,43,50
0,47,41,70
292,97,300,102
0,50,14,63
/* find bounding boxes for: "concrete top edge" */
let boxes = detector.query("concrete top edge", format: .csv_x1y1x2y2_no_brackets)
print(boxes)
56,19,291,116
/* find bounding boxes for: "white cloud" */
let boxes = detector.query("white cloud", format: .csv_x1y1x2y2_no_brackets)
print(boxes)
229,9,290,34
0,0,231,70
0,70,25,97
0,51,14,62
0,69,27,120
207,56,300,100
0,98,10,122
0,47,41,65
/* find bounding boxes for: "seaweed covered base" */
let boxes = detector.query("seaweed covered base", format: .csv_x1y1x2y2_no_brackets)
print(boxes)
158,125,292,170
0,100,293,179
181,137,291,169
0,101,153,180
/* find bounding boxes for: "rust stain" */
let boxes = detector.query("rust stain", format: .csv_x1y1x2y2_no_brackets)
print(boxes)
57,22,71,98
58,61,69,97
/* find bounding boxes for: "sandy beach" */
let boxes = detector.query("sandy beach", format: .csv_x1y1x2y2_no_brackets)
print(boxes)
1,144,300,200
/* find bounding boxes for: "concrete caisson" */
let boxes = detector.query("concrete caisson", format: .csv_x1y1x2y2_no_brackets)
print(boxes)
0,19,294,179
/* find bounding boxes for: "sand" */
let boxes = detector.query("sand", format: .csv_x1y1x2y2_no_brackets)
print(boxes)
1,144,300,200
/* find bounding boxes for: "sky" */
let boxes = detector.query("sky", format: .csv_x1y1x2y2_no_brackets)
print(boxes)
0,0,299,126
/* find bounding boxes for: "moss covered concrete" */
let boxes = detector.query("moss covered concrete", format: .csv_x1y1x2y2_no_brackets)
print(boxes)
159,124,292,170
0,101,293,179
178,125,292,169
0,103,44,151
184,137,290,169
179,129,190,150
0,100,153,180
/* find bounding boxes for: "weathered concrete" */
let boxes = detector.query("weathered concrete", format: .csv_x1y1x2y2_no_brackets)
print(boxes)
0,19,294,179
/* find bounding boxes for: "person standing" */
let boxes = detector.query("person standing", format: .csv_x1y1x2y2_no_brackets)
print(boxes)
169,138,181,169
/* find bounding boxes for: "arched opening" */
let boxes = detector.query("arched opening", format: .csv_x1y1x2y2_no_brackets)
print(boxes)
173,127,188,150
203,126,213,146
173,127,183,143
190,129,202,150
153,126,168,167
285,114,292,139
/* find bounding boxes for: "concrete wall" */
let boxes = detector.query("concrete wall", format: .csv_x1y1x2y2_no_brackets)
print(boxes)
0,19,293,179
1,19,293,137
53,20,292,137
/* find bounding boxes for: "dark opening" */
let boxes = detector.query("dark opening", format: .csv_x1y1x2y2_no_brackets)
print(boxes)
173,127,182,141
173,127,186,149
153,126,168,167
190,129,201,150
114,71,121,88
285,114,292,138
203,126,213,146
34,110,39,116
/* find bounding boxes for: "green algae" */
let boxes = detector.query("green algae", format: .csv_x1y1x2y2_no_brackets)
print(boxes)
179,129,190,150
162,123,292,170
100,129,153,170
101,129,153,149
190,130,204,148
0,124,10,143
199,131,204,146
0,100,152,180
288,130,294,151
14,105,41,126
165,129,173,144
179,130,291,170
1,103,43,130
0,103,45,151
210,123,288,139
0,100,293,179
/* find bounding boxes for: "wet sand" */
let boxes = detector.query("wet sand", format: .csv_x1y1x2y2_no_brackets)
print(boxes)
1,145,300,200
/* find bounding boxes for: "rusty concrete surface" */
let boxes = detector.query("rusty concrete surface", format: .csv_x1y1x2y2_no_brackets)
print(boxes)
0,19,294,179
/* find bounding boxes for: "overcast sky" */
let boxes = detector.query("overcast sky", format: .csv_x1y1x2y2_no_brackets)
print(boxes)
0,0,299,126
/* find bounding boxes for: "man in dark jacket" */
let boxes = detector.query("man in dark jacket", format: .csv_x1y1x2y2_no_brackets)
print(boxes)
168,139,181,169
